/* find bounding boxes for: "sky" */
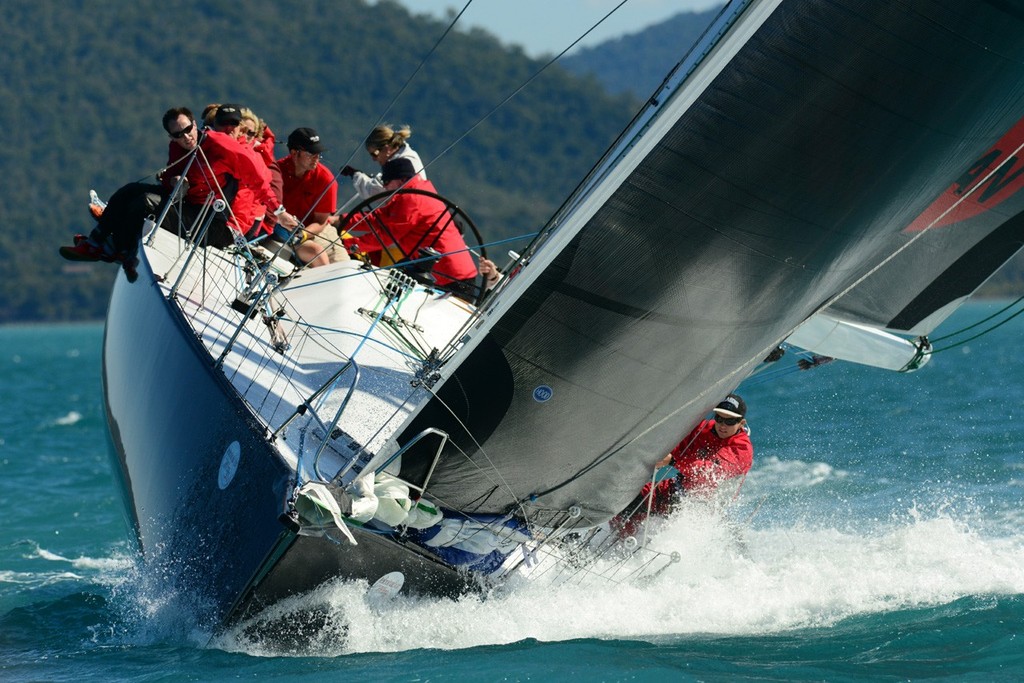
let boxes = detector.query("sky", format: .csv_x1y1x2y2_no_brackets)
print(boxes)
390,0,724,58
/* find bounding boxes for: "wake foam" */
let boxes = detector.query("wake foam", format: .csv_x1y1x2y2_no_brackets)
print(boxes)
210,498,1024,656
24,489,1018,658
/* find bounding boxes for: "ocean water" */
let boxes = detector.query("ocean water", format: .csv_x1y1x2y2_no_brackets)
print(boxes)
2,301,1024,681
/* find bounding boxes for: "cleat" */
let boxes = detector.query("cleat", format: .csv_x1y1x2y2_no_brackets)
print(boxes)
89,203,104,220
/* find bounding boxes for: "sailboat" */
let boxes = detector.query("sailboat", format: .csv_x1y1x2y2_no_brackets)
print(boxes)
100,0,1024,631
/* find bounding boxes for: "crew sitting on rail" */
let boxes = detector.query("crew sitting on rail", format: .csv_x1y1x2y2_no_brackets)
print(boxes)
275,127,349,267
59,106,299,283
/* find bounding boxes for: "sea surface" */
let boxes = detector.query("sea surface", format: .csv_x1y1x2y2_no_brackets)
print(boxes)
2,300,1024,682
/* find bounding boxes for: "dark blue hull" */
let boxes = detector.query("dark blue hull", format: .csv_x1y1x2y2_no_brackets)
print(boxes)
102,259,469,629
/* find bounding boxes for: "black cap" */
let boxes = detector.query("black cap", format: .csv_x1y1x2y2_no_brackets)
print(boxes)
214,104,243,127
713,394,746,418
381,158,417,184
287,127,326,154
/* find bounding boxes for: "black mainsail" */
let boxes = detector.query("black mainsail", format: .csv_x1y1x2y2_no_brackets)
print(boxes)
826,114,1024,334
399,0,1024,524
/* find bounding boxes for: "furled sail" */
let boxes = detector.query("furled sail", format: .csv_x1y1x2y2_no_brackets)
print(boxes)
397,0,1024,527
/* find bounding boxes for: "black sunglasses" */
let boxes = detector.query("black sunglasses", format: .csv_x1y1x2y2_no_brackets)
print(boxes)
169,122,195,139
716,415,742,426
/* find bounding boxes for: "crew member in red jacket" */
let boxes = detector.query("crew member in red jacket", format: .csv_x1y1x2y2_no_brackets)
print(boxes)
60,105,298,282
614,393,754,536
236,107,285,239
277,127,347,266
162,104,298,245
347,157,479,299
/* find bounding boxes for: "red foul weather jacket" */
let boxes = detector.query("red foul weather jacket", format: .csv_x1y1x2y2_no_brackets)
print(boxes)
670,419,753,491
163,130,278,233
348,176,477,285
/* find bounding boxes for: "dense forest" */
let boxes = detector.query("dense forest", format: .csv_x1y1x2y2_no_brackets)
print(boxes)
0,0,640,321
560,6,723,97
2,1,1021,323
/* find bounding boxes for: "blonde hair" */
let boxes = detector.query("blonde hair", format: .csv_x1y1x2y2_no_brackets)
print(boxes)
239,108,261,139
365,124,411,151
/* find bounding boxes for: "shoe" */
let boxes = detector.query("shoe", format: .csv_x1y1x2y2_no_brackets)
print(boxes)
88,190,106,220
59,240,106,262
67,231,118,262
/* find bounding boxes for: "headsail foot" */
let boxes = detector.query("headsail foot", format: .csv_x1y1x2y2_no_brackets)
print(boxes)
786,313,932,372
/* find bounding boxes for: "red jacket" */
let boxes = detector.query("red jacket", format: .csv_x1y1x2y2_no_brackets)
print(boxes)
349,176,477,284
253,126,284,236
670,420,753,491
613,418,754,535
278,155,337,221
164,130,277,232
255,124,277,169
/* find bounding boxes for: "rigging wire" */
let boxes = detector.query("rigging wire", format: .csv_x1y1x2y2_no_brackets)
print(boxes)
286,0,478,231
368,2,475,131
926,293,1024,345
425,0,631,165
926,299,1024,354
290,0,633,275
933,294,1024,344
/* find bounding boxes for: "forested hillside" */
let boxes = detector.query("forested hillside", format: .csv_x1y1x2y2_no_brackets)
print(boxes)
0,0,638,321
561,7,722,98
2,0,1020,323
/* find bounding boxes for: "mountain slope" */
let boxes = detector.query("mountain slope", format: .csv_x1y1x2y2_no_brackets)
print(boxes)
560,7,722,98
2,0,1018,322
0,0,637,321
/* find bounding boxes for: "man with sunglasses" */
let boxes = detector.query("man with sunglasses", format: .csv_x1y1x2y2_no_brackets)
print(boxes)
57,109,195,279
163,104,297,245
612,393,754,537
62,105,299,281
274,127,348,267
665,394,753,493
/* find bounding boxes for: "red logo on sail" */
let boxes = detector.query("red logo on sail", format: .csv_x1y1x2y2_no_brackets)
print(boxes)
905,116,1024,232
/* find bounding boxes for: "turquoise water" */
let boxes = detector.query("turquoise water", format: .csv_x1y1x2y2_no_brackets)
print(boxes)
2,302,1024,681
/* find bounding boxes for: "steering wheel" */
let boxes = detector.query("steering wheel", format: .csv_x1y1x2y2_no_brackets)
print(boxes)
340,188,489,305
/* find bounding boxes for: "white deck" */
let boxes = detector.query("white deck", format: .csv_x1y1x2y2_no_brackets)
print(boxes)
142,228,478,484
